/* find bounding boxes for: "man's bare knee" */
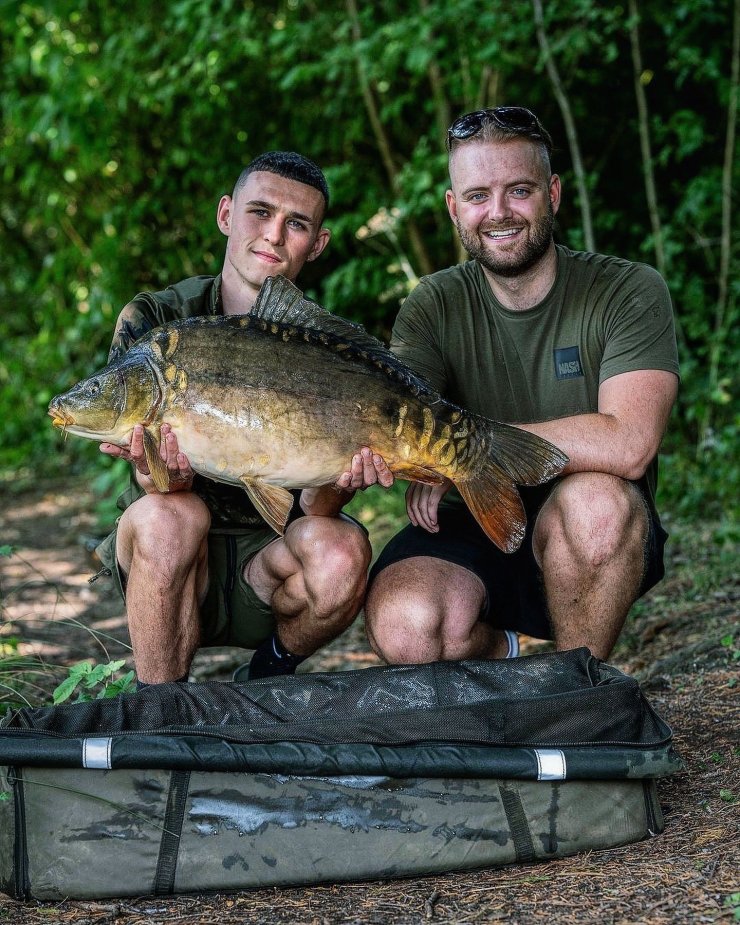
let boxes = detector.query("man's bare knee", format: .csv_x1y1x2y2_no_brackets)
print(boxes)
118,493,210,571
292,516,370,567
532,474,651,659
263,517,371,641
290,517,370,608
366,558,485,665
535,473,648,569
365,564,433,663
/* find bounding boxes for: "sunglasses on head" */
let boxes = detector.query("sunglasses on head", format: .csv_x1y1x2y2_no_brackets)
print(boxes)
447,107,550,152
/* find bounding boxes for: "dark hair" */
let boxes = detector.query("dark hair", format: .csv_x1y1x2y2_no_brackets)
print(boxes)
233,151,330,211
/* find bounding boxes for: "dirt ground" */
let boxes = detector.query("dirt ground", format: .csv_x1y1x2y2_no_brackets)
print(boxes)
0,478,738,924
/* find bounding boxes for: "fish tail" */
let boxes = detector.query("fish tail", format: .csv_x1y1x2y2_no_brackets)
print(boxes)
455,419,569,553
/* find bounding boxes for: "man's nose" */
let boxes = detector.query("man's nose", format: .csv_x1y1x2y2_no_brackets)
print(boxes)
263,217,285,246
488,193,512,223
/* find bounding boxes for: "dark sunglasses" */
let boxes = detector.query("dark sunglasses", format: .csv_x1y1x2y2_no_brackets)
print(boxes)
447,107,551,153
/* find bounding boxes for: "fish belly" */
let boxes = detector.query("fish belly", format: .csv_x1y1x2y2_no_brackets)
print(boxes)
156,323,456,490
163,377,415,489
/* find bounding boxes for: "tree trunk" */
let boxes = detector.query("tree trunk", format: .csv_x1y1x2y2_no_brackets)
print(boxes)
418,0,452,145
699,0,739,448
716,0,739,354
531,0,596,252
345,0,434,277
627,0,667,280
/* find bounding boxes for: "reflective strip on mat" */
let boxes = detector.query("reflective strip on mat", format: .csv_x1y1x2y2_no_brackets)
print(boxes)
534,748,566,780
82,737,112,769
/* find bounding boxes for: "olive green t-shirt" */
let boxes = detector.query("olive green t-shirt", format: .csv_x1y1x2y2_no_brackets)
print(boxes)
108,274,224,364
391,246,679,514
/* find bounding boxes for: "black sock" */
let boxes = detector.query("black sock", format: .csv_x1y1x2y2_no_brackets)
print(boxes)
248,634,307,680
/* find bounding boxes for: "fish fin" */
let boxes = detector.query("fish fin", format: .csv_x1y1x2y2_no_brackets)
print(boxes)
454,421,568,552
457,467,528,554
239,477,294,535
393,464,447,486
252,277,441,403
252,276,337,328
253,277,383,350
252,276,367,334
483,420,569,486
142,428,170,493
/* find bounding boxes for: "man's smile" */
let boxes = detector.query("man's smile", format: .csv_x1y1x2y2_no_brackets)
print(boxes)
484,227,522,240
252,249,282,263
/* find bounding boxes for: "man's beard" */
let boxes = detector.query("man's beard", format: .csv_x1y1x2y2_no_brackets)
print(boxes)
457,204,555,278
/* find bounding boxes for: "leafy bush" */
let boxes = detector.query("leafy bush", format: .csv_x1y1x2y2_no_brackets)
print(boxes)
52,660,135,705
2,1,737,519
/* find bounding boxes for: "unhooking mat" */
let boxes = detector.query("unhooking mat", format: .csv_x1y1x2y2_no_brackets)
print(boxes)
0,647,683,899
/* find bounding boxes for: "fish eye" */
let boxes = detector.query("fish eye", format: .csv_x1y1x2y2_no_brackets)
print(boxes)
89,379,100,396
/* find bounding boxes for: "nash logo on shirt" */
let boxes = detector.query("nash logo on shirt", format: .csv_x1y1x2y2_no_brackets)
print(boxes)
554,346,584,380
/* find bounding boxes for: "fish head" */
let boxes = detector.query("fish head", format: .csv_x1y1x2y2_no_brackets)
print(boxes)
48,355,162,445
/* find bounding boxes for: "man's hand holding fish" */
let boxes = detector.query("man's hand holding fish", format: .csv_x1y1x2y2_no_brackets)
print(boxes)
101,423,194,493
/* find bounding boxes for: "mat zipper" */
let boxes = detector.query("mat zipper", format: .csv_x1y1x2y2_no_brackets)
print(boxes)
643,780,662,836
9,767,30,899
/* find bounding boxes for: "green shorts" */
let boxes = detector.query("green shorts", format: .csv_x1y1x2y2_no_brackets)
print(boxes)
95,526,278,651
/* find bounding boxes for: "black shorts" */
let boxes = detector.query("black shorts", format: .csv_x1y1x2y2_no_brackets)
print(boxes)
368,482,668,640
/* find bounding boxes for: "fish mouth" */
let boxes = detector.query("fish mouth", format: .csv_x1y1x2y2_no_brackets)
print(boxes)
48,405,74,429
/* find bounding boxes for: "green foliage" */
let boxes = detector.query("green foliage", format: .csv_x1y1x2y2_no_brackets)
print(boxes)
1,0,737,518
89,457,130,528
345,480,409,562
720,634,740,663
724,892,740,922
658,410,740,519
52,659,136,704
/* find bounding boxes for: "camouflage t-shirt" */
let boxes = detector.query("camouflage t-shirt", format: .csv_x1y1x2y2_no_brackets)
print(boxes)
109,274,295,530
391,246,680,516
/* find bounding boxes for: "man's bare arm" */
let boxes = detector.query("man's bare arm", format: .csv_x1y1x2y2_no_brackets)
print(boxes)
404,369,678,534
517,369,678,481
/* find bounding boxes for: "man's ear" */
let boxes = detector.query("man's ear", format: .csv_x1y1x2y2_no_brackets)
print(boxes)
307,227,331,262
216,195,232,235
445,189,458,223
549,174,562,216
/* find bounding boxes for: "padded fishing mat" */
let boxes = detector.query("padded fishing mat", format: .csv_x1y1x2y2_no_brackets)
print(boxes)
0,648,683,899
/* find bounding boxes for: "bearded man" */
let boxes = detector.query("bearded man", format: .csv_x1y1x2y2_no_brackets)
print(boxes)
364,108,679,664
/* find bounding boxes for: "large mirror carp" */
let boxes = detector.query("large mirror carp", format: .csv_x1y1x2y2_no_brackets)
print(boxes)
49,276,568,552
